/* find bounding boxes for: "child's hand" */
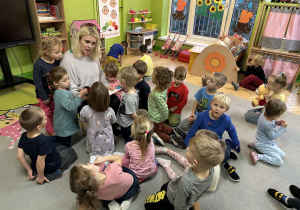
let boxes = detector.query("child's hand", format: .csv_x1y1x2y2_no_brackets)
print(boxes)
94,156,105,165
27,169,35,181
169,107,177,113
234,67,240,72
36,176,49,185
281,121,288,128
264,93,270,101
107,86,115,91
42,99,50,104
188,113,196,122
78,87,88,99
235,145,241,153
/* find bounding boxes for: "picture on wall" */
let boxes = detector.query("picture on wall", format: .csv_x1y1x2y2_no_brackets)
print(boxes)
98,0,120,38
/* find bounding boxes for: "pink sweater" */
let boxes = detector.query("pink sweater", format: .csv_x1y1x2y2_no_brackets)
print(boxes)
122,140,157,180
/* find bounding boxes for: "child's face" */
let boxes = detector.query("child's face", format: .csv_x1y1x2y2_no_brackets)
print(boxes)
119,79,126,88
210,100,228,120
174,77,185,87
106,75,117,83
186,146,195,166
56,74,70,90
39,110,47,129
80,35,97,57
206,75,217,90
249,58,258,67
46,45,62,60
137,73,145,80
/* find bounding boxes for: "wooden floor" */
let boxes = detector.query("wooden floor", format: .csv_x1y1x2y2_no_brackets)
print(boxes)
122,51,300,115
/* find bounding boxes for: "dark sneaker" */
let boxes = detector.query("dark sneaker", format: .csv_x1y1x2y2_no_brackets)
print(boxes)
170,135,186,149
267,188,292,209
231,81,240,90
230,150,238,160
152,133,165,146
290,185,300,199
222,162,240,182
173,127,186,139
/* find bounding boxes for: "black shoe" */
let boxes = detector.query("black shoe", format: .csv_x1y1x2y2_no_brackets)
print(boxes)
267,188,292,209
173,127,186,140
152,133,165,146
170,135,186,149
290,185,300,199
231,81,239,90
222,162,240,182
230,150,238,160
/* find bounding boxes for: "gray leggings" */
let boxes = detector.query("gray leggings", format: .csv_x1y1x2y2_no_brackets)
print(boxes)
245,108,263,124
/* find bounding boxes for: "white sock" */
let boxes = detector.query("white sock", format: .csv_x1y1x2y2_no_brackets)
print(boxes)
120,197,133,210
89,155,96,164
108,200,121,210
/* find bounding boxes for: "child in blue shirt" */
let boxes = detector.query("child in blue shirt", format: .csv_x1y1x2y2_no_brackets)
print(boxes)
184,94,241,182
106,41,128,66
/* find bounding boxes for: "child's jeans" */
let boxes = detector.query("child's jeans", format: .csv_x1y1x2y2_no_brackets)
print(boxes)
255,141,285,166
153,122,173,143
168,112,181,127
37,97,54,135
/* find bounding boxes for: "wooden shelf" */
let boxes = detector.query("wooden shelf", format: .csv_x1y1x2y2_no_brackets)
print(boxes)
39,19,65,23
128,20,151,24
128,12,152,15
252,47,300,58
29,0,69,63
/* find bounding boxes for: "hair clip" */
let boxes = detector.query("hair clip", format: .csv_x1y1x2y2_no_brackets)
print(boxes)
145,131,149,134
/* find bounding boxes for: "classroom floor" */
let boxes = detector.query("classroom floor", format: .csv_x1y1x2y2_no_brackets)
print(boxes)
122,51,300,115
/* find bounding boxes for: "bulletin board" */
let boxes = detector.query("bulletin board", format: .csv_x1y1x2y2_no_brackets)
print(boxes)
98,0,120,38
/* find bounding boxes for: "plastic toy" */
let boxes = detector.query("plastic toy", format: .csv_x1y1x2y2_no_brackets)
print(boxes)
129,8,136,14
252,84,270,107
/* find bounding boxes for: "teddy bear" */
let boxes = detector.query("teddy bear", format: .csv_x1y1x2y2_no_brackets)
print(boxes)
252,84,270,107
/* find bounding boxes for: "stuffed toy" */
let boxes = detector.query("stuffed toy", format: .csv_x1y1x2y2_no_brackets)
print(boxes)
252,84,270,107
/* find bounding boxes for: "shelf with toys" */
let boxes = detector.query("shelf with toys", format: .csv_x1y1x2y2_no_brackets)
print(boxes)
128,8,153,30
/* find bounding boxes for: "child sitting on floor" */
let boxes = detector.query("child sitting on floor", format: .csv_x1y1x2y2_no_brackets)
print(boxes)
117,66,139,142
17,106,77,185
144,129,225,210
133,60,151,110
148,66,186,149
231,54,266,91
167,66,189,127
70,155,140,210
248,99,287,166
184,94,241,182
139,44,153,77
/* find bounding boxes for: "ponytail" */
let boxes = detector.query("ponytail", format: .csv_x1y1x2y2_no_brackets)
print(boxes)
270,72,287,90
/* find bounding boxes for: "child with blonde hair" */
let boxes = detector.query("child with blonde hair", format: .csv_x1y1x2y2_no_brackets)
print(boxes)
145,129,225,210
49,66,88,147
120,115,157,183
80,82,117,164
248,99,287,166
33,36,63,136
185,94,241,182
245,72,287,124
70,155,139,210
167,66,189,127
148,66,186,149
117,66,139,142
232,54,266,91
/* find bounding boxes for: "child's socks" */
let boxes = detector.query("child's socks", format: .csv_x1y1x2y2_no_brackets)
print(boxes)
156,158,176,179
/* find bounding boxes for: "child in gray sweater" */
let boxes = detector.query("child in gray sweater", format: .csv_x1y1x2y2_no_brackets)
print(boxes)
145,129,225,210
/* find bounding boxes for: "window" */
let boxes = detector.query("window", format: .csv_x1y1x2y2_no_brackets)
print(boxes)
168,0,259,42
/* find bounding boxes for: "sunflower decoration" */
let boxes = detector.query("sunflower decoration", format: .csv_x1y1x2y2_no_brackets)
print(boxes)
214,0,222,3
217,4,224,11
205,0,212,6
204,52,227,73
197,0,203,6
209,5,216,13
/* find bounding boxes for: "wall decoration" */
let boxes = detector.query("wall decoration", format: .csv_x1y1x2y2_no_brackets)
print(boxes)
233,9,253,34
196,0,224,20
99,0,120,38
172,0,187,21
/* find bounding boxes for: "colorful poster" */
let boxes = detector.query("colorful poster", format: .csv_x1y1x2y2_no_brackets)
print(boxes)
98,0,120,38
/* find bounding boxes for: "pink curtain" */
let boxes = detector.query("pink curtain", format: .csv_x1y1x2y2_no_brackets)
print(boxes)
259,8,291,49
263,57,300,90
284,9,300,51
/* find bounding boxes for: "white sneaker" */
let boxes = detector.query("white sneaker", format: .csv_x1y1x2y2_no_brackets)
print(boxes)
152,133,165,146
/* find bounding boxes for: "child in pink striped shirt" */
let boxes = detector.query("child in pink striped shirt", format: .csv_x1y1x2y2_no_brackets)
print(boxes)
122,115,157,183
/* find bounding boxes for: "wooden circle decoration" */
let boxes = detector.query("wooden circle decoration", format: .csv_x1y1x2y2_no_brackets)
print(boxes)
190,44,238,83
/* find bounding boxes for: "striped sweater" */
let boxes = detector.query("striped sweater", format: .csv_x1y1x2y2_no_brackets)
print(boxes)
148,89,169,123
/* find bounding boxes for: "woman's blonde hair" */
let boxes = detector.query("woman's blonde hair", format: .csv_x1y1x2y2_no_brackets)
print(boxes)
70,165,100,210
41,36,62,56
72,26,100,60
130,115,153,160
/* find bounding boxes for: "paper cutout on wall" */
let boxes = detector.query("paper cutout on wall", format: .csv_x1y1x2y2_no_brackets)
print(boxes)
172,0,187,21
99,0,120,38
204,51,227,73
196,0,224,20
233,9,253,34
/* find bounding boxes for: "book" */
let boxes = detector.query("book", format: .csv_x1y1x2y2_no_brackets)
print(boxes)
49,5,60,19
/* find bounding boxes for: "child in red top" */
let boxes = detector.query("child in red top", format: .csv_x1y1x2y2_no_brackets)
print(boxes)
167,66,189,127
